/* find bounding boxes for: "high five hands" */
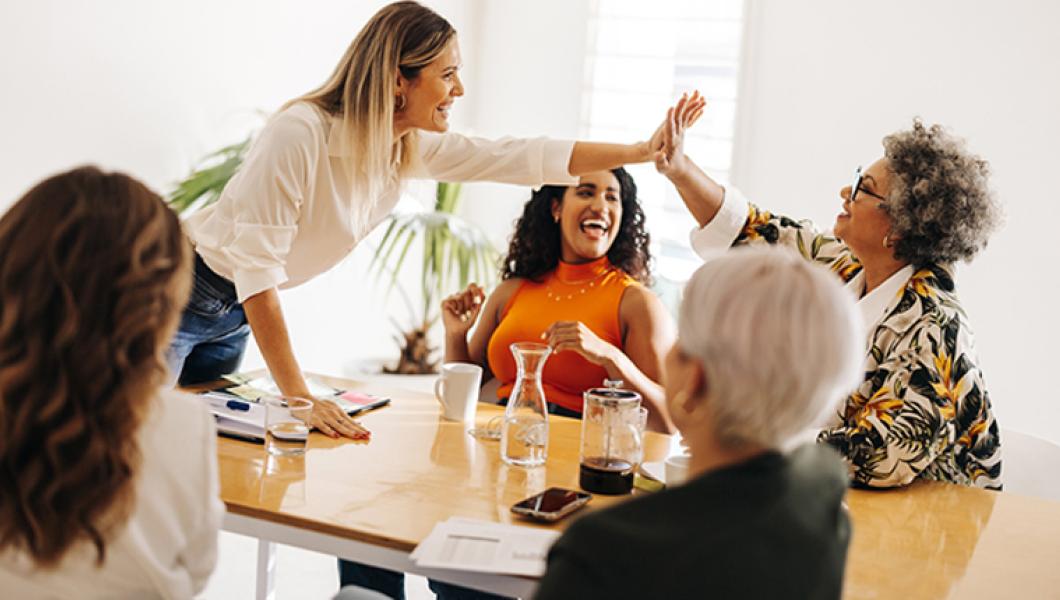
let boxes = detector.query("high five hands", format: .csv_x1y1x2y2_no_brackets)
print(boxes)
654,91,706,177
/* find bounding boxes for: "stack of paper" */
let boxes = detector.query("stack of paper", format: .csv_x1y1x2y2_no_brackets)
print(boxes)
411,518,560,577
200,391,269,442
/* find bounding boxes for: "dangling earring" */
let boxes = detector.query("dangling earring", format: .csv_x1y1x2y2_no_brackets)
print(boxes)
883,234,892,248
553,215,560,223
395,94,407,112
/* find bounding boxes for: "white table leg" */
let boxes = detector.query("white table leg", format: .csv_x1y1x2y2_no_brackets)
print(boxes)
255,539,277,600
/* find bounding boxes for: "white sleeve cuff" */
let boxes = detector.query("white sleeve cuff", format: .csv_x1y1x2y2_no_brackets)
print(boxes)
232,266,288,304
539,138,578,187
689,186,750,262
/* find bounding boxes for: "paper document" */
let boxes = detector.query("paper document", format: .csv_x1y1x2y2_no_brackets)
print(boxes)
411,518,560,577
200,391,269,442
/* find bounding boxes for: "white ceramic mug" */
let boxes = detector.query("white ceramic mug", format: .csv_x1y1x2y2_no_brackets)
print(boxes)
434,363,483,422
665,454,691,487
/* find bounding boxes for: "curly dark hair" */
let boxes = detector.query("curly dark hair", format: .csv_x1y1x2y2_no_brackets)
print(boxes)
882,119,1001,266
501,168,652,284
0,166,190,566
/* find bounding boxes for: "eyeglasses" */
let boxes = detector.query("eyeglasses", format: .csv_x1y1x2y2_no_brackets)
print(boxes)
851,166,887,203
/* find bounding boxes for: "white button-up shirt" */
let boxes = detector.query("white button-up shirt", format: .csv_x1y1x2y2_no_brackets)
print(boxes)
0,391,223,599
185,102,577,303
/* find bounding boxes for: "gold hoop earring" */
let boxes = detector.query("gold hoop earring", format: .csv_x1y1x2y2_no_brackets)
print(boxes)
395,94,406,112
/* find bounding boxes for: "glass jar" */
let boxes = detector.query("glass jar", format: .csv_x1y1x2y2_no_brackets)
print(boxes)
579,381,644,494
501,342,551,467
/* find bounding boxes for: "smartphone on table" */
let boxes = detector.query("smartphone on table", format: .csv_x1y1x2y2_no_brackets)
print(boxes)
511,488,592,522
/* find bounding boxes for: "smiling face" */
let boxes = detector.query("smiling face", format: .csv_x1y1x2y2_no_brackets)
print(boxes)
551,171,624,264
395,38,464,135
834,157,896,260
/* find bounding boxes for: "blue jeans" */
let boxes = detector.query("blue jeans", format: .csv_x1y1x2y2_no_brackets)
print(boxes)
167,254,250,386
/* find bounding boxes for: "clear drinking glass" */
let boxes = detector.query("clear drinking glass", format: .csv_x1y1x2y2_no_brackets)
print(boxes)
264,396,312,456
501,342,551,467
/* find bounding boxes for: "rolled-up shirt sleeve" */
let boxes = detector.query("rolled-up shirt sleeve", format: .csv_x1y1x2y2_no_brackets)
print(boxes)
218,112,316,303
689,185,750,261
414,132,578,188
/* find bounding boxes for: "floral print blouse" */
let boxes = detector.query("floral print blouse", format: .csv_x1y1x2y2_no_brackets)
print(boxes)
719,202,1002,489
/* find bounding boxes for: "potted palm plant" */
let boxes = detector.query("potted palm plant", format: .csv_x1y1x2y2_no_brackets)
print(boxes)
168,137,499,375
370,181,498,373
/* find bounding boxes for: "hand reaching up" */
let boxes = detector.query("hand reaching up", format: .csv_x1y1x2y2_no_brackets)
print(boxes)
441,283,486,337
654,91,706,179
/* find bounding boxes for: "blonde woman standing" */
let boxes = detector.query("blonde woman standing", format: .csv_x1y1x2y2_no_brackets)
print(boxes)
168,1,678,439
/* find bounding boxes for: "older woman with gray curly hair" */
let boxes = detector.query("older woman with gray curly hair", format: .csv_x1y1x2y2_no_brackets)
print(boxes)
655,93,1002,489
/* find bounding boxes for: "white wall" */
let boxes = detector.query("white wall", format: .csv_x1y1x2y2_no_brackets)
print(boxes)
0,0,481,377
3,0,1057,446
454,0,591,250
732,0,1060,444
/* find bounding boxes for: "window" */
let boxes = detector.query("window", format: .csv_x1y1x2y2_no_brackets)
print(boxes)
581,0,747,282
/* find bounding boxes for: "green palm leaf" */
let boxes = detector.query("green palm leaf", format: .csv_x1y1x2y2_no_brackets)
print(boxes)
167,136,253,213
370,185,500,329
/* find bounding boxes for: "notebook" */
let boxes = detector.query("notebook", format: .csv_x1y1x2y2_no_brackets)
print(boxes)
200,374,390,442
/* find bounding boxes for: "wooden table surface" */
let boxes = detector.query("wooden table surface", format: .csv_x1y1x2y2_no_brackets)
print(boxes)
214,376,1060,599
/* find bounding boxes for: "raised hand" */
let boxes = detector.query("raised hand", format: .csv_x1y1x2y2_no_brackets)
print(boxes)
441,283,486,336
654,91,706,178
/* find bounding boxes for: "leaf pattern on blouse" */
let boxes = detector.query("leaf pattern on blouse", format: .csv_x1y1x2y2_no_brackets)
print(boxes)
733,203,1002,489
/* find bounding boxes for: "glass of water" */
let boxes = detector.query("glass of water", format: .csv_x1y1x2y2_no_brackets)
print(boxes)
264,396,312,456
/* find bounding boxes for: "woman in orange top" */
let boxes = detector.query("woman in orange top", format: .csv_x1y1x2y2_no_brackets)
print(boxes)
442,168,676,432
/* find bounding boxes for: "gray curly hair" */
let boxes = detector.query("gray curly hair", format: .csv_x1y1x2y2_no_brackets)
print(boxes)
882,119,1001,266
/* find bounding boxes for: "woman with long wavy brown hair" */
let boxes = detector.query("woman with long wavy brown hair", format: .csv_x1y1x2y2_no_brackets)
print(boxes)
0,167,224,599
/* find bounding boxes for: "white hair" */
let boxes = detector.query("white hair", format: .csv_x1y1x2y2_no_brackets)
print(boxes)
678,247,864,450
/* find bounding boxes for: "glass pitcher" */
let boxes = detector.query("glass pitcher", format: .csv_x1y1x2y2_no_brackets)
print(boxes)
501,342,551,467
579,380,644,494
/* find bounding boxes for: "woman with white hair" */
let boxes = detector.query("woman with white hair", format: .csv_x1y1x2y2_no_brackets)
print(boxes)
534,248,863,600
655,94,1003,489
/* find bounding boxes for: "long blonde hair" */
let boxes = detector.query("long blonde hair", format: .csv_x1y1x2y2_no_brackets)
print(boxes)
0,167,191,566
288,1,455,228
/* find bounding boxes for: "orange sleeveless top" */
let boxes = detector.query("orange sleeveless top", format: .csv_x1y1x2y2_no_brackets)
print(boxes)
487,257,637,413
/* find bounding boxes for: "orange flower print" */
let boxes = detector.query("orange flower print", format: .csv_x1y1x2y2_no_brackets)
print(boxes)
739,205,774,241
910,268,938,299
850,388,904,431
930,352,964,421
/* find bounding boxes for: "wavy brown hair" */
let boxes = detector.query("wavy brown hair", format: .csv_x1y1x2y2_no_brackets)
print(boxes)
0,166,191,567
501,167,652,284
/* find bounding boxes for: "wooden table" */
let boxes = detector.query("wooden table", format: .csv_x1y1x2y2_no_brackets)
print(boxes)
844,481,1060,599
215,377,1060,599
216,376,680,598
